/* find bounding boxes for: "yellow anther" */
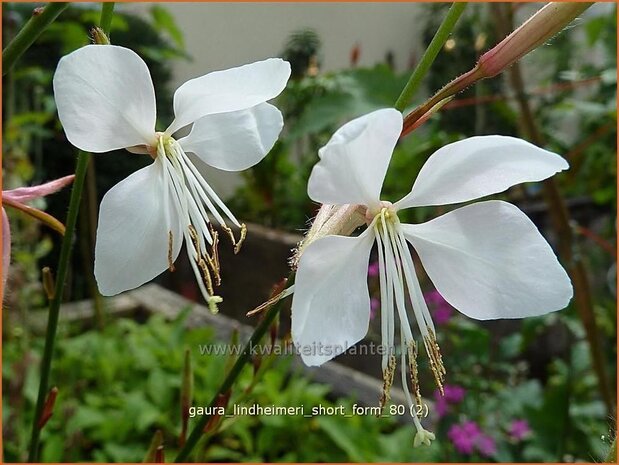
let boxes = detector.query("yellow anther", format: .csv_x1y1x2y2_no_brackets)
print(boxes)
408,340,423,407
423,330,446,395
379,353,397,414
222,223,247,254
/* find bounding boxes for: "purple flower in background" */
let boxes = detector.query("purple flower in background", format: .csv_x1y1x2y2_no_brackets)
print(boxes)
424,289,454,325
449,420,496,457
476,434,497,457
370,297,380,319
443,384,466,403
448,421,480,454
368,260,380,277
509,419,531,441
434,383,465,418
424,289,442,305
434,305,453,325
462,420,481,436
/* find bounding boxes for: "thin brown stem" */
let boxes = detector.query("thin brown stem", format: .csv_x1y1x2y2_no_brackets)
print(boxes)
495,3,614,417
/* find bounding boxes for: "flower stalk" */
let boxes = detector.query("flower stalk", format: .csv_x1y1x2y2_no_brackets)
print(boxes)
27,4,115,461
27,151,92,461
402,2,593,135
394,2,467,112
2,196,66,235
2,2,69,75
179,348,193,447
143,430,164,463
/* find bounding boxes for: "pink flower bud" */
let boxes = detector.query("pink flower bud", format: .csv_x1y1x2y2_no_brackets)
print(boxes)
403,2,592,135
478,3,592,78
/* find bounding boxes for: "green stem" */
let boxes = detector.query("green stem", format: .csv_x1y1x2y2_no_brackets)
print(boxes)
27,3,115,460
394,2,467,112
606,437,617,463
27,151,91,462
2,2,69,75
99,2,115,36
174,274,294,462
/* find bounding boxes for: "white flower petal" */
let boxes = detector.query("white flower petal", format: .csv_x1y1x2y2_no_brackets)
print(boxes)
401,200,573,320
178,103,283,172
53,45,157,152
94,160,182,295
291,229,375,366
395,136,569,209
307,108,402,208
167,58,291,135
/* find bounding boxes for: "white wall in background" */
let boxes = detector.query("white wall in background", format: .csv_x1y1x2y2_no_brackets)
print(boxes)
124,3,424,87
120,2,425,199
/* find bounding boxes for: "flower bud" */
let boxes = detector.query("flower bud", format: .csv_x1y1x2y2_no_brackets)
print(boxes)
403,2,592,135
291,203,366,269
91,27,110,45
478,3,592,78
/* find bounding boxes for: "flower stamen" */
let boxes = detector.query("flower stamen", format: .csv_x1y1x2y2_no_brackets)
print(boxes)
206,223,221,286
188,224,218,296
222,223,248,254
379,353,397,413
154,135,252,305
424,330,446,395
370,205,444,441
407,340,423,407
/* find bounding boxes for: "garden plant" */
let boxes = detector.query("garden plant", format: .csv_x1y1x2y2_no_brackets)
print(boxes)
2,2,616,463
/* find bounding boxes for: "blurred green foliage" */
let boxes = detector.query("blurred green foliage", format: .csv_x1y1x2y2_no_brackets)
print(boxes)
4,299,614,462
4,310,442,462
429,310,615,462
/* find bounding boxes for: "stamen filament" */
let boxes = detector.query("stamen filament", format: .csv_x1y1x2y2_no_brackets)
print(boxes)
369,205,444,439
379,212,414,343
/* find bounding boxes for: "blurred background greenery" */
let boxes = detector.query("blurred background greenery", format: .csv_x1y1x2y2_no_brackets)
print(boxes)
2,2,616,462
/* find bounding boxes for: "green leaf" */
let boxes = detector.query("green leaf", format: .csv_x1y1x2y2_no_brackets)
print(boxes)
66,406,107,435
316,416,365,462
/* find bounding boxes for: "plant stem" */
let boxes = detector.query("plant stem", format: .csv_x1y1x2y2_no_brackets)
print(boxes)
394,2,467,112
2,2,69,75
174,274,294,462
606,437,617,463
27,151,91,462
401,2,592,135
99,2,115,36
27,4,115,460
495,3,613,416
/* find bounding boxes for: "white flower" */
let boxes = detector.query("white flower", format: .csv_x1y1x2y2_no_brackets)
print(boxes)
291,108,573,439
53,45,290,305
